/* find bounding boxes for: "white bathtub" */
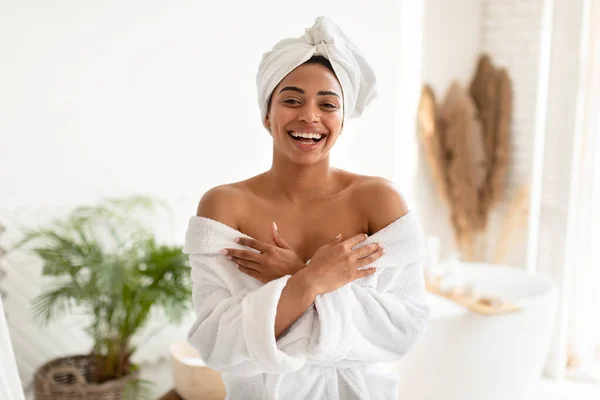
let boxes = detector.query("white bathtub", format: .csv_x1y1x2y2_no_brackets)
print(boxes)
394,262,559,400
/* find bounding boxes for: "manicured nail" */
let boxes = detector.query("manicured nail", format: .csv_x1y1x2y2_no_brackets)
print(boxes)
272,221,278,232
335,233,342,239
234,238,240,243
220,249,228,255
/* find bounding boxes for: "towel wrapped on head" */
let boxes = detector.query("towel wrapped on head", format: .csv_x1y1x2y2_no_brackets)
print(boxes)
256,16,378,127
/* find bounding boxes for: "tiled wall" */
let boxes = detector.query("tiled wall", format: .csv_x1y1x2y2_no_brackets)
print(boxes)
480,0,549,268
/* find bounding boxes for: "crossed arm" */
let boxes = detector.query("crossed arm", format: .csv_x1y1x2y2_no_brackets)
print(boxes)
199,179,414,342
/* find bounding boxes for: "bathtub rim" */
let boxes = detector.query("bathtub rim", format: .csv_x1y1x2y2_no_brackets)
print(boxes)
425,262,558,319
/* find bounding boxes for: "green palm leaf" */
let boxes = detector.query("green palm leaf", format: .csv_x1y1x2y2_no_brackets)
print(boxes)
12,195,191,388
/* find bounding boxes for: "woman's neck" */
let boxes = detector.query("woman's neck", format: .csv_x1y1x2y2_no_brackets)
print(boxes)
267,156,336,203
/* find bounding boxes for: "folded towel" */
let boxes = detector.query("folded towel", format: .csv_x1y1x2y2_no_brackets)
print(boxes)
256,16,377,126
183,211,430,399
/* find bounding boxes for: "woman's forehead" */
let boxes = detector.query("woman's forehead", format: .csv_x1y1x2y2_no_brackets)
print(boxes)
276,64,342,94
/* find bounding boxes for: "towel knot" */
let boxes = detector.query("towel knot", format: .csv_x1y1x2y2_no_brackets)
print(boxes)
315,42,328,56
305,16,338,45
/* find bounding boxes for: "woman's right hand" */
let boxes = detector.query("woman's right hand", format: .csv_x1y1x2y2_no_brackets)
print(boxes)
303,233,384,295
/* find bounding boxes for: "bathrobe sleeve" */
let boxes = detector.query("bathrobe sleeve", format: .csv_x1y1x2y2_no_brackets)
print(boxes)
185,254,307,376
307,212,431,365
183,217,308,377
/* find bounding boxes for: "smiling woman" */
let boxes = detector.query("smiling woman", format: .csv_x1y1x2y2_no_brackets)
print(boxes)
182,16,430,400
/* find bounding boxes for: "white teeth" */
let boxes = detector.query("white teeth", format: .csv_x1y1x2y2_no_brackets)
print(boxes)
290,132,323,140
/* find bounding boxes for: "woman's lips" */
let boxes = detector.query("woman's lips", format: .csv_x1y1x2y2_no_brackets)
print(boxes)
287,131,326,152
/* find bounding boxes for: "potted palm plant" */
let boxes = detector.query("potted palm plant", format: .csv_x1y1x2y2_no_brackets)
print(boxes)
13,196,192,399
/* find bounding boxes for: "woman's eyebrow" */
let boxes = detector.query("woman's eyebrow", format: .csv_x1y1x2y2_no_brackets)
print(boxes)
279,86,341,99
317,90,340,98
279,86,304,94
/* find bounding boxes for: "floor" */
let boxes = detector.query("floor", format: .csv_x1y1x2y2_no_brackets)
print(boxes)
535,377,600,400
140,359,600,400
22,358,600,399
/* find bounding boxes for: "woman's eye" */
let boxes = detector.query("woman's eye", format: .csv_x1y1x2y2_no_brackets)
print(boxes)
283,99,301,105
322,103,337,109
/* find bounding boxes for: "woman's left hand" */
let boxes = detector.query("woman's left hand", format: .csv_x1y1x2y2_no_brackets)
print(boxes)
222,222,306,284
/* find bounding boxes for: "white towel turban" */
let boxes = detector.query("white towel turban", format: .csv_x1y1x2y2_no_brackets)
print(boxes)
256,16,377,126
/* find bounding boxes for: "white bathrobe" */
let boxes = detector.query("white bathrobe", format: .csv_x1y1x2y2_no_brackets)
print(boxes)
183,212,430,400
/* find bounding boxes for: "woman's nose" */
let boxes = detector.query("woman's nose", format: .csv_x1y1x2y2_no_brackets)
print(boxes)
298,104,320,123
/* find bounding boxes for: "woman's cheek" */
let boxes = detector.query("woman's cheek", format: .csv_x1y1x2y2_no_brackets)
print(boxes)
326,114,343,132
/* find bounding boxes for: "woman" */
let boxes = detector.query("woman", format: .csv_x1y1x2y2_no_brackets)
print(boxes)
183,17,430,400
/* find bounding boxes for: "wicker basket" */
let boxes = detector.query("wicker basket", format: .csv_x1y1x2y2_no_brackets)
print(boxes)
34,355,139,400
170,340,226,400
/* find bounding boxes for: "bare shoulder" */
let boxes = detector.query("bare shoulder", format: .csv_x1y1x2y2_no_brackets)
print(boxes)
195,184,244,230
351,175,409,234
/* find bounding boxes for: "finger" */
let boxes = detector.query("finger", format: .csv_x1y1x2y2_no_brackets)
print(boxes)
238,266,269,284
355,243,382,259
225,248,260,262
271,223,293,250
236,238,269,253
233,257,260,271
356,267,377,279
356,248,385,269
237,265,260,279
343,233,369,249
320,233,343,250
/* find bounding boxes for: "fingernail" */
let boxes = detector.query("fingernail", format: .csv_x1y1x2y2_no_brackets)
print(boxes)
220,249,228,255
227,255,233,260
335,233,342,239
272,221,278,232
234,238,240,243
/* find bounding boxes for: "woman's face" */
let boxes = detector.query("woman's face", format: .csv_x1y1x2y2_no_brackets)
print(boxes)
265,63,344,164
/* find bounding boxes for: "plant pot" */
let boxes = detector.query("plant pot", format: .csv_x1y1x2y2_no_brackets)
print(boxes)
34,355,139,400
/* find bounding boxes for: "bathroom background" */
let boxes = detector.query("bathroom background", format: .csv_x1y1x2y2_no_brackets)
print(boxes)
0,0,598,399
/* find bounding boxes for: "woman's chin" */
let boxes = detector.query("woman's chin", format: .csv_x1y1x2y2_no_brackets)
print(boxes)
273,136,332,163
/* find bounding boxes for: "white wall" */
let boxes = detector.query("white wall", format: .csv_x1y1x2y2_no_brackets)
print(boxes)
533,0,590,379
415,0,482,261
0,0,405,212
0,0,407,391
421,0,483,96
